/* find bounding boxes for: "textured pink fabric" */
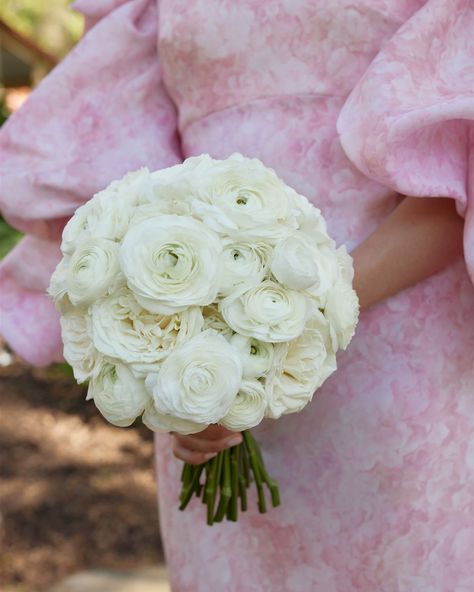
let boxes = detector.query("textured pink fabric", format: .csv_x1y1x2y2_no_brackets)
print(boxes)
1,0,474,590
0,0,181,363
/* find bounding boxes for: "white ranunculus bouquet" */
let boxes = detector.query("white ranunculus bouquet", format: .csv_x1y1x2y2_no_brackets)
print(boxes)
49,153,359,524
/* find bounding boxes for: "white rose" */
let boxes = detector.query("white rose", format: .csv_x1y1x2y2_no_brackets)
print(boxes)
120,215,222,314
87,362,149,427
230,334,274,378
142,403,207,435
90,286,203,376
220,380,267,431
325,279,359,350
271,232,321,290
191,153,297,241
66,238,120,306
61,168,153,255
220,280,309,343
265,312,337,419
146,331,242,424
218,239,272,297
60,309,103,383
202,305,234,339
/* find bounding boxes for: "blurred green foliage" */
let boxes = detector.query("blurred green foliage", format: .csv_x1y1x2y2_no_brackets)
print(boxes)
0,0,83,57
0,95,9,125
44,361,77,381
0,2,82,258
0,216,22,259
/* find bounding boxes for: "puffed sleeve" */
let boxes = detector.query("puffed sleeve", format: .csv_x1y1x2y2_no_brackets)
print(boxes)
337,0,474,284
0,0,181,365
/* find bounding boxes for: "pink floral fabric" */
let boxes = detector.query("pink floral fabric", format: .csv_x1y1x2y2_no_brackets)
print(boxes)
0,0,181,364
1,1,473,590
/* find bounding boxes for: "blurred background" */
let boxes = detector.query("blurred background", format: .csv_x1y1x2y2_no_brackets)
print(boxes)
0,2,168,590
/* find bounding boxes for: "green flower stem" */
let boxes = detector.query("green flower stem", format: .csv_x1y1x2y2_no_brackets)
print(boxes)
177,431,280,523
213,448,232,522
247,431,281,508
202,459,212,504
228,445,240,522
201,473,209,504
241,441,251,487
181,462,193,488
179,463,193,504
238,473,248,511
206,453,223,526
194,477,203,499
179,464,205,511
242,431,266,514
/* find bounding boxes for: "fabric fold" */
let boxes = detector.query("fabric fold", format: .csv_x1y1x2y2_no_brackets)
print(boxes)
337,0,474,283
0,0,181,365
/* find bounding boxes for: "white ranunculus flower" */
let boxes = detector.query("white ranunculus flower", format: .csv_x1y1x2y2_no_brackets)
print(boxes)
335,245,355,284
128,196,191,224
120,215,222,314
230,334,274,378
60,309,103,383
61,168,153,255
61,200,103,256
301,242,342,305
146,331,242,424
150,154,214,184
142,403,207,435
325,279,359,350
48,258,72,313
220,380,267,431
90,286,203,376
290,190,334,247
66,238,120,306
191,153,297,241
271,232,321,290
264,311,337,419
87,362,149,427
130,170,203,223
129,156,217,223
271,232,344,299
106,167,156,205
218,239,272,297
220,280,309,343
202,305,234,339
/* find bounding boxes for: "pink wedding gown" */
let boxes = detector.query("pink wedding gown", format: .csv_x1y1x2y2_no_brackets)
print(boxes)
1,1,473,590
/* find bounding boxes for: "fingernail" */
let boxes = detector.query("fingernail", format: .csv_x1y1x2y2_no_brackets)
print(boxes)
227,436,243,448
204,452,218,460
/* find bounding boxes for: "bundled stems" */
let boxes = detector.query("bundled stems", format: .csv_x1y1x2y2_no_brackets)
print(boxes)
246,431,281,508
178,430,280,524
214,448,231,522
228,445,240,521
242,430,266,513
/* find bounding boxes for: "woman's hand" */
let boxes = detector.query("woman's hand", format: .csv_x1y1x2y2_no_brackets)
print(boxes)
171,425,243,465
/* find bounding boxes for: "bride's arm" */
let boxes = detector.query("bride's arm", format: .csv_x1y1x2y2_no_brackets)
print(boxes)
352,196,464,311
172,196,464,463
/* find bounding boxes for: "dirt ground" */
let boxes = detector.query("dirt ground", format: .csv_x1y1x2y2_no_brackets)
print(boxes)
0,351,164,592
